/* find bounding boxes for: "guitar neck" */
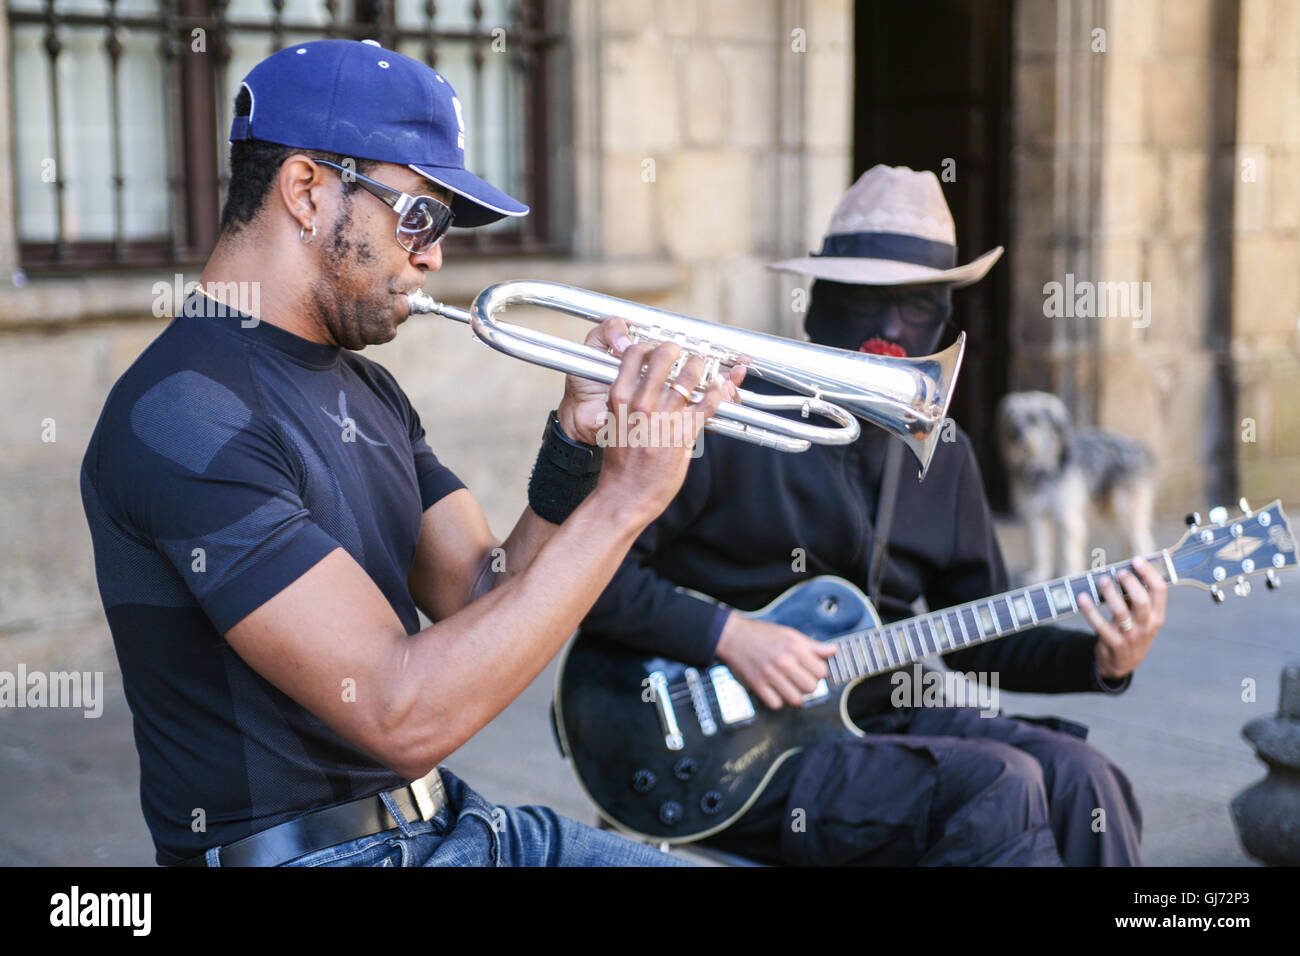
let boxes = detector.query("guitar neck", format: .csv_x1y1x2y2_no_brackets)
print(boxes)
824,551,1176,687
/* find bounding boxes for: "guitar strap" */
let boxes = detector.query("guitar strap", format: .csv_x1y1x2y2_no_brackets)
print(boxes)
866,438,905,605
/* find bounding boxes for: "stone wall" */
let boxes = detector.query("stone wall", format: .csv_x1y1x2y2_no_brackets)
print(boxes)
1009,0,1299,515
1091,0,1241,511
573,0,852,338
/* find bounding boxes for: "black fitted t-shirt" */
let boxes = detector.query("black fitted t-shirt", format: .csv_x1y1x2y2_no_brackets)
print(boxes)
80,294,465,864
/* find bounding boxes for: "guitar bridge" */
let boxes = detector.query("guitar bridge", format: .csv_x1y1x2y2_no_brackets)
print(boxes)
647,670,684,750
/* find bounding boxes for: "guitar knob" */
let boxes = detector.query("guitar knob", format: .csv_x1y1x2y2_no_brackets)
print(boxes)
673,757,698,780
1185,512,1201,528
1266,569,1281,590
699,791,724,815
1234,576,1252,598
658,801,683,826
1210,585,1226,604
631,769,657,793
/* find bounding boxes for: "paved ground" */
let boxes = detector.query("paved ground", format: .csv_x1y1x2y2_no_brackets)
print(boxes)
1,514,1296,866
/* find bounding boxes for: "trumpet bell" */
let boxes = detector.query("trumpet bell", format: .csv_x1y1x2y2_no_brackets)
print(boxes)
769,334,965,480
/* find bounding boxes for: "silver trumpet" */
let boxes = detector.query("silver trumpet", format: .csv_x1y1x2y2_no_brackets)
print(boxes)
407,280,964,478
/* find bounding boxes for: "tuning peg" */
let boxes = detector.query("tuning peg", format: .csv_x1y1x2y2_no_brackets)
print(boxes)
1209,506,1229,524
1266,569,1281,590
1239,497,1252,516
1185,512,1201,528
1233,576,1252,598
1210,585,1226,603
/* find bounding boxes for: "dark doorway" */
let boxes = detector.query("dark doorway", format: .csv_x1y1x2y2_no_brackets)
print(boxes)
854,0,1013,509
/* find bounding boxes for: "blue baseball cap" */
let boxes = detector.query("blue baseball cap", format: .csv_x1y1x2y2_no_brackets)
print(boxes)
229,39,528,228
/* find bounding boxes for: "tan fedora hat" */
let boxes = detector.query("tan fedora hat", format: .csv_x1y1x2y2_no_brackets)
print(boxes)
768,165,1003,288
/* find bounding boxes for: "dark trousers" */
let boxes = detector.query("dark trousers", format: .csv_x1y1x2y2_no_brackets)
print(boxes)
704,705,1143,866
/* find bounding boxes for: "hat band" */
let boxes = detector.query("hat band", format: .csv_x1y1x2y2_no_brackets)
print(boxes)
814,231,956,270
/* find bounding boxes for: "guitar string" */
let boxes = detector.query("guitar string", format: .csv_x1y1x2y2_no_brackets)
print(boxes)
660,554,1164,702
660,532,1289,702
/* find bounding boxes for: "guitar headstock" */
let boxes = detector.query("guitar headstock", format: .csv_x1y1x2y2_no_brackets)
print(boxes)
1167,499,1296,601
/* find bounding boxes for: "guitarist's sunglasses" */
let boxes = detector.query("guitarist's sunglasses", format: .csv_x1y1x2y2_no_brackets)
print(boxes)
313,159,455,255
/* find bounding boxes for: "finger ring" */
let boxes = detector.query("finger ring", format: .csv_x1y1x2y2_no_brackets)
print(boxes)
1116,616,1134,632
666,381,693,401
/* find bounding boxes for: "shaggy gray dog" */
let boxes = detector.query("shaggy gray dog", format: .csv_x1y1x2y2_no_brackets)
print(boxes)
996,391,1156,583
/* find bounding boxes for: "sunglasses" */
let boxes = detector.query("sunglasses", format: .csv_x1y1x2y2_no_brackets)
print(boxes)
314,159,455,254
814,283,953,327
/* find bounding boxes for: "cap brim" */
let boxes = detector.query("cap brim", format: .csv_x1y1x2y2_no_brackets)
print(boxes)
767,246,1003,289
410,164,529,227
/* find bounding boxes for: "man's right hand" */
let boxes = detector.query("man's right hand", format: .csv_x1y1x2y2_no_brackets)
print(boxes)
714,613,838,710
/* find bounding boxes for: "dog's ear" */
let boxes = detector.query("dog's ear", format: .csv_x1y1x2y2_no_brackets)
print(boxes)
1047,397,1071,467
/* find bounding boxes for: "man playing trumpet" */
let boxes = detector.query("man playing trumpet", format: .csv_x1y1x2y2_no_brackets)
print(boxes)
80,39,739,867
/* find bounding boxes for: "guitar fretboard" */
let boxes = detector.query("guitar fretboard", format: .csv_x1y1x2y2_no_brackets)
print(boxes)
823,553,1173,686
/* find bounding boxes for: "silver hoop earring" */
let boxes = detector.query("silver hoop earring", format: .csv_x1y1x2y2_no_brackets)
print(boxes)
300,222,317,244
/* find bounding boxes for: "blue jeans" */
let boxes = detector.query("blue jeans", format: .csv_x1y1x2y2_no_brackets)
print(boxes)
203,768,688,867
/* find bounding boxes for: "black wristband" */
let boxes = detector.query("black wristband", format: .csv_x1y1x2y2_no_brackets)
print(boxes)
528,411,603,524
540,410,604,475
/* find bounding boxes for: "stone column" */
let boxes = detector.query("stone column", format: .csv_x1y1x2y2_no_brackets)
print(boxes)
1233,0,1300,508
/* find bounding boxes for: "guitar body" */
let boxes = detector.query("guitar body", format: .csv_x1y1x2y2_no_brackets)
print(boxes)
553,576,881,843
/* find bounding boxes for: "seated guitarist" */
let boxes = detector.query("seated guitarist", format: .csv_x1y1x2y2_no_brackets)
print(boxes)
579,166,1168,866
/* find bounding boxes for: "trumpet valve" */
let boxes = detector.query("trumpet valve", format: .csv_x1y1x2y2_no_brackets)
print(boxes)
702,356,722,389
632,326,740,366
630,327,740,392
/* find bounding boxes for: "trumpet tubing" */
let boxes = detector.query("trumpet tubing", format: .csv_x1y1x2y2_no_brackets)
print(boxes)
408,280,964,477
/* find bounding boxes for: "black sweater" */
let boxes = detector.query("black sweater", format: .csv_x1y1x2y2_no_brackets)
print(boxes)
580,417,1128,703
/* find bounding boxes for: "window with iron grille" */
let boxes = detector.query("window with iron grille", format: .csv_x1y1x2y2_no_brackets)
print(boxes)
8,0,566,273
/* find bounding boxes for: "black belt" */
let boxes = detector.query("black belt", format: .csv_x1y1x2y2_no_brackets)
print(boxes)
171,768,448,867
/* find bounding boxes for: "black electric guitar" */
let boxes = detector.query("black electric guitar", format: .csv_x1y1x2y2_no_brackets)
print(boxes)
553,500,1296,843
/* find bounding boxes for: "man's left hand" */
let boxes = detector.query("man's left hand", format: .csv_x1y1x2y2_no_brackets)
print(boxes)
556,317,636,444
1078,555,1167,680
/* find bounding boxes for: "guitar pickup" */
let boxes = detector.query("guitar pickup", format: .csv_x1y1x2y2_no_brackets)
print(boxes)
708,665,756,725
801,679,830,705
684,667,718,736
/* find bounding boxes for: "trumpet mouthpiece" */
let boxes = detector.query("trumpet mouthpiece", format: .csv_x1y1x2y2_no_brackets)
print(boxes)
405,290,472,325
407,290,439,314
